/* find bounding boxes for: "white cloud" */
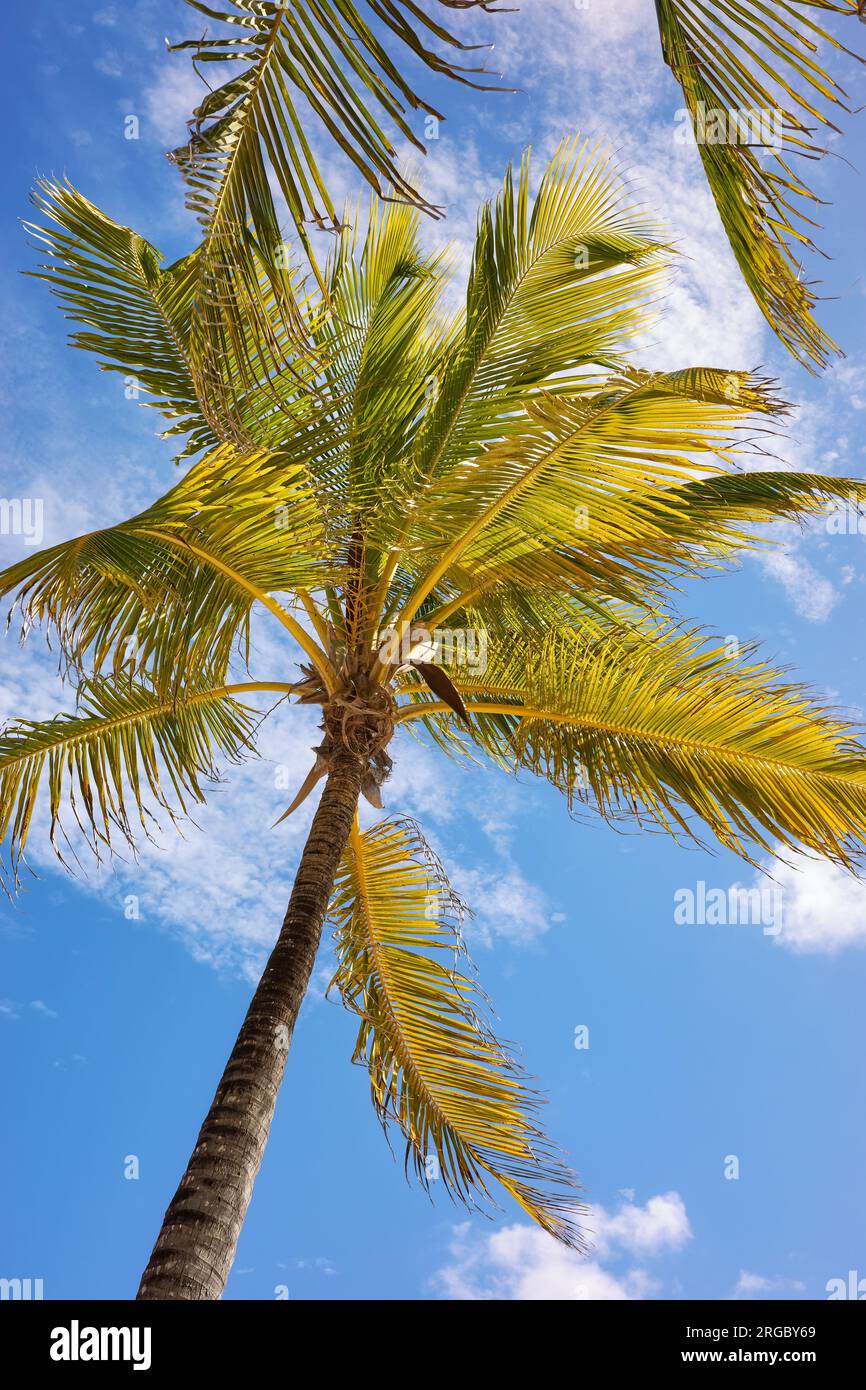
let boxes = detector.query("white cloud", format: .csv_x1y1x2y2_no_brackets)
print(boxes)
0,998,58,1020
759,853,866,955
758,543,840,622
142,61,207,146
30,999,58,1018
735,1270,806,1299
94,51,124,80
592,1190,693,1259
452,860,554,948
830,361,866,413
434,1191,692,1300
467,0,655,93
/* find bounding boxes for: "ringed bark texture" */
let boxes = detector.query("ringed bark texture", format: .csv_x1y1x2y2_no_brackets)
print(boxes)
137,748,364,1300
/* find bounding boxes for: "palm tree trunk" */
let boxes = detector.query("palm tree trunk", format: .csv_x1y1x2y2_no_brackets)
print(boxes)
136,747,364,1300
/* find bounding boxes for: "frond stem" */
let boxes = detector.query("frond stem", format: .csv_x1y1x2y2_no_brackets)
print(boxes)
396,699,866,787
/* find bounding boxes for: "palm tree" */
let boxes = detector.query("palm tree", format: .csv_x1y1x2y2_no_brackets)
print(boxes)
4,135,866,1298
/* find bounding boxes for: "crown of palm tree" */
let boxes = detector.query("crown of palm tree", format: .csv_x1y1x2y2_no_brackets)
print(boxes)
4,130,866,1248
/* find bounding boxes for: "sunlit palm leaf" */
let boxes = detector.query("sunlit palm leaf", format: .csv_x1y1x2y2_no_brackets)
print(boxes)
0,443,328,689
313,193,455,521
0,677,258,892
393,367,866,620
25,180,330,459
165,0,502,428
25,181,216,461
403,621,866,869
168,0,500,237
330,816,585,1246
654,0,863,368
372,139,667,546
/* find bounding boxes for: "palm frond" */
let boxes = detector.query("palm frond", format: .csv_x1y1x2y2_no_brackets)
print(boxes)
0,443,330,689
376,138,667,536
401,620,866,869
25,181,217,461
24,180,331,460
163,0,503,427
421,465,866,627
654,0,863,369
330,816,585,1247
0,676,258,892
315,193,455,519
393,368,806,619
168,0,501,238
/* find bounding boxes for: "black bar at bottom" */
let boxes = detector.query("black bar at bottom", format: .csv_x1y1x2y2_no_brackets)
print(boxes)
1,1297,863,1374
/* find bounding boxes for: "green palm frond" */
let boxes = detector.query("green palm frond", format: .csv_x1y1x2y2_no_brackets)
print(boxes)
0,676,260,892
362,138,671,611
163,0,502,422
400,621,866,869
392,370,866,628
25,181,216,461
398,139,667,503
0,443,330,689
315,194,455,513
24,180,332,460
421,463,866,626
330,816,585,1247
654,0,863,369
392,368,807,619
168,0,500,240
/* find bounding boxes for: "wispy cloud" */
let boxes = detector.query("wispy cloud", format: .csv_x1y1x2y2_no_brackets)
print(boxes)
758,543,840,623
0,997,58,1020
735,1270,807,1299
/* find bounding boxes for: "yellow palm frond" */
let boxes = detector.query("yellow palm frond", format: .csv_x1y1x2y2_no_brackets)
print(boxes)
368,138,667,564
392,368,866,623
654,0,863,368
0,443,332,690
25,180,329,460
399,620,866,869
314,194,456,515
164,0,503,413
168,0,501,238
26,181,216,461
330,816,586,1247
0,676,274,892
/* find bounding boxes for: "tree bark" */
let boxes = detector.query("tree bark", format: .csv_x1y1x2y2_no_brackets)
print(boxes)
136,748,364,1300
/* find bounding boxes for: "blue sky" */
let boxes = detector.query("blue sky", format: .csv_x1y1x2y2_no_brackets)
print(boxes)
2,0,866,1301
